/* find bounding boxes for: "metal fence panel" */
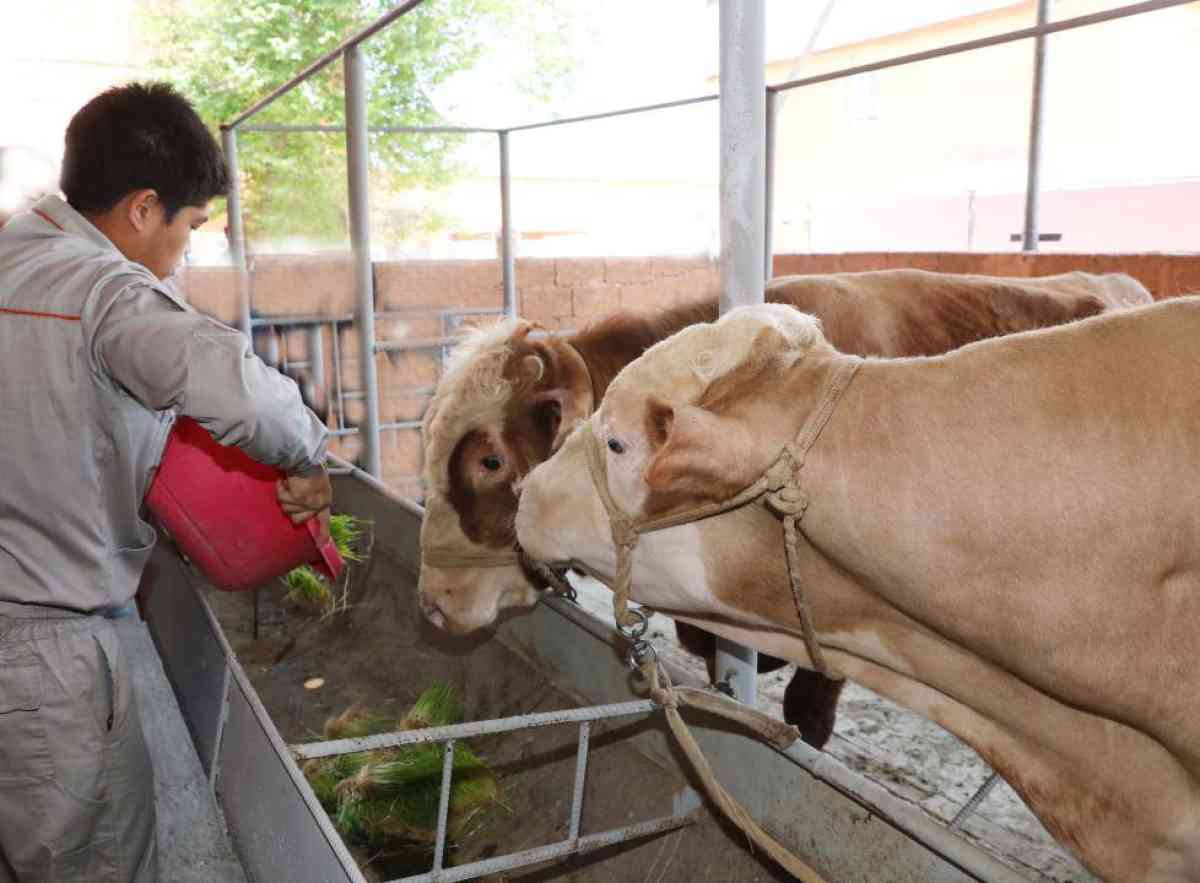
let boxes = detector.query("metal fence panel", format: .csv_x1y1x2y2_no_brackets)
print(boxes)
219,674,365,883
142,544,230,779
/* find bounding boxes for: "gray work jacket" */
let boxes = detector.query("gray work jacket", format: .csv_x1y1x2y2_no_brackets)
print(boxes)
0,196,328,615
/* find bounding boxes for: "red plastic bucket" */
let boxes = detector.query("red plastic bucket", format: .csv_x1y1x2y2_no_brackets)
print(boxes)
146,417,342,592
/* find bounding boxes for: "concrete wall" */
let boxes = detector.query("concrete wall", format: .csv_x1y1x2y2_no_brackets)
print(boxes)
178,251,1197,499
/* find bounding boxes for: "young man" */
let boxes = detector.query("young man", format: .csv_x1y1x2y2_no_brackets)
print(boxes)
0,83,331,881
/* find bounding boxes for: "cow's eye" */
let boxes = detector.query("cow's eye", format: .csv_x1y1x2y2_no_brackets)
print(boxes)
607,439,625,455
481,455,503,472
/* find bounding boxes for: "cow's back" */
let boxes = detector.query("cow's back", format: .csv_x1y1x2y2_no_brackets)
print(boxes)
766,269,1150,359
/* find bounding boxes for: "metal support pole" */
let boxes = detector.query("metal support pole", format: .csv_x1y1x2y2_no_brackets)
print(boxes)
716,0,766,706
569,721,590,842
307,324,326,410
432,739,455,871
263,327,279,367
498,130,517,319
220,127,252,338
344,45,382,477
714,638,758,708
719,0,766,314
331,321,346,431
764,89,777,281
1022,0,1051,252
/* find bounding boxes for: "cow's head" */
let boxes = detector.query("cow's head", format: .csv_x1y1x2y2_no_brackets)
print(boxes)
419,320,594,633
517,304,833,584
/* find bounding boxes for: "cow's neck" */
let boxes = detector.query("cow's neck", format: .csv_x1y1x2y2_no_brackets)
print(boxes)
565,299,720,401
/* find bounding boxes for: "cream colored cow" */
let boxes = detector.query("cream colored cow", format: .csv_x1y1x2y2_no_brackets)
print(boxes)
516,298,1200,883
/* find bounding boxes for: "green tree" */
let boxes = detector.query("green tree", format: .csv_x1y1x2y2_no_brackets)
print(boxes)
140,0,574,245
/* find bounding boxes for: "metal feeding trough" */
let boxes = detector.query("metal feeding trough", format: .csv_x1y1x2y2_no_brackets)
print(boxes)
140,462,1033,883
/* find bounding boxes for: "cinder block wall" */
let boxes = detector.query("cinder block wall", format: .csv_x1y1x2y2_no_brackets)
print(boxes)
179,251,1198,497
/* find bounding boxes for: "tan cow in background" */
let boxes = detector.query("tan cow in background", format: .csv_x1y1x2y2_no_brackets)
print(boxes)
516,299,1200,882
418,268,1150,746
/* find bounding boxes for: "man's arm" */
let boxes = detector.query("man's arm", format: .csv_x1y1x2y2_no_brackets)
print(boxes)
86,282,329,474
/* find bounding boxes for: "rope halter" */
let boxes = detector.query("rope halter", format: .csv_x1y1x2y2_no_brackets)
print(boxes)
581,355,863,679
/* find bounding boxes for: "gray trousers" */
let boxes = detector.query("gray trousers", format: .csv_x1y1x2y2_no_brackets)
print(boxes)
0,613,156,882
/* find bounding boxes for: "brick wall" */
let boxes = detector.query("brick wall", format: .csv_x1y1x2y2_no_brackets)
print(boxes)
179,251,1198,497
178,255,721,497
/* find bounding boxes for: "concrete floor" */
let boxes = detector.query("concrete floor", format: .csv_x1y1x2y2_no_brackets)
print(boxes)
116,616,247,883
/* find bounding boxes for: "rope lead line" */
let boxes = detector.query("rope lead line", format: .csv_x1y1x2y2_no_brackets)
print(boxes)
642,660,830,883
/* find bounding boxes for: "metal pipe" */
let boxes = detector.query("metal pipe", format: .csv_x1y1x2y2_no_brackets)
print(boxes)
714,639,759,707
291,699,658,760
330,419,422,438
344,45,382,477
341,385,437,399
568,721,590,842
263,328,280,367
507,93,718,134
307,324,325,409
719,0,766,313
764,88,777,281
432,739,455,871
249,309,451,328
331,320,345,431
391,811,698,883
951,771,1002,830
220,127,252,337
769,0,1192,95
498,131,517,319
375,334,482,353
716,0,766,705
252,313,352,328
1022,0,1052,252
239,123,497,135
224,0,428,129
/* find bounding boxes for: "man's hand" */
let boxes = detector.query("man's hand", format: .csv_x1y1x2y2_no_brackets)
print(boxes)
277,467,333,541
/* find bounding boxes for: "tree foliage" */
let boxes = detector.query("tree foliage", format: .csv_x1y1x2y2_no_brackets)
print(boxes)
140,0,573,245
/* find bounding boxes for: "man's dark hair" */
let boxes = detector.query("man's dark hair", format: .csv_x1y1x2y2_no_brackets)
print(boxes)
61,82,229,222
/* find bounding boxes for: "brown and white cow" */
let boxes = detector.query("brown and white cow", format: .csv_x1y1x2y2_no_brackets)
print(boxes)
418,269,1150,744
516,298,1200,882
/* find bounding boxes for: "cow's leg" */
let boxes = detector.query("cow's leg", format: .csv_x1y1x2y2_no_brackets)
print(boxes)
674,621,789,679
674,620,718,680
783,669,844,750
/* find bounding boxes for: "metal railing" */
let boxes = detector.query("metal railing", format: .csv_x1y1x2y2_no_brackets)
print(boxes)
291,699,699,883
219,0,1197,482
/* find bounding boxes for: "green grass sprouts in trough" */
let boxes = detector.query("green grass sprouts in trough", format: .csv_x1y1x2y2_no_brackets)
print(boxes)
303,684,501,858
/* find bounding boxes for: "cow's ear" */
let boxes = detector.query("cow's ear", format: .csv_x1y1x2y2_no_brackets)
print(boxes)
531,339,594,451
642,398,762,504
